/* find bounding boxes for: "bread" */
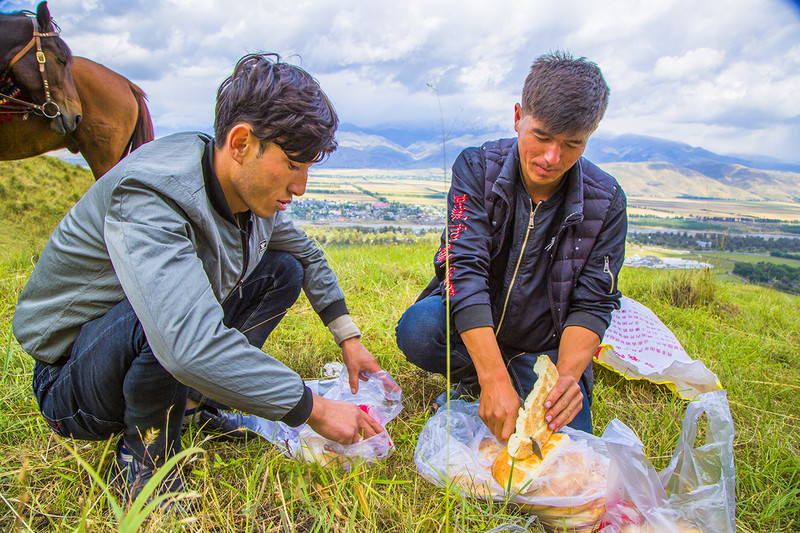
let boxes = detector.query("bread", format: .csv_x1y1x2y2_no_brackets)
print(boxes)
491,432,571,493
298,434,341,467
507,355,560,459
478,438,502,464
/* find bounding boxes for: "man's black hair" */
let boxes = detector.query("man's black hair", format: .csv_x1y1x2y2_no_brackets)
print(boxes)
521,51,609,134
214,53,338,163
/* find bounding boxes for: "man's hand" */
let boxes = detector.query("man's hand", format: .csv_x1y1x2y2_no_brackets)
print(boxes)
544,325,600,431
460,327,521,441
478,379,522,441
543,375,584,431
340,337,382,394
306,393,385,445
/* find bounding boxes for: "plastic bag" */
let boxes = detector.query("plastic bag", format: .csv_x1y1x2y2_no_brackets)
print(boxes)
598,296,722,400
212,367,403,470
414,400,610,532
415,391,735,533
603,390,736,533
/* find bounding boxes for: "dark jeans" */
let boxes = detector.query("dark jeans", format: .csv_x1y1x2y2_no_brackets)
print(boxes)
31,250,303,467
395,294,593,433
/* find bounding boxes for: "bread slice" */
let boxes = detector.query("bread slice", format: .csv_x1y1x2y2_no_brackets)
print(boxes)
507,354,559,459
491,432,571,492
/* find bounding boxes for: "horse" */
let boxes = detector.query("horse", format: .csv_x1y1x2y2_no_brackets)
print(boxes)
1,56,155,178
0,3,154,179
0,1,82,135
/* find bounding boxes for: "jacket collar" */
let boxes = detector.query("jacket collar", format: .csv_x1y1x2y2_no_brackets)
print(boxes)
491,138,585,226
202,137,238,226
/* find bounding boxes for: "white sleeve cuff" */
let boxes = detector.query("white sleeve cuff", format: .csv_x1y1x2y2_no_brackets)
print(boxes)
327,315,361,346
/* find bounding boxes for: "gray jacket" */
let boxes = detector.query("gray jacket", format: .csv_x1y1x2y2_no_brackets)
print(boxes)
13,132,357,423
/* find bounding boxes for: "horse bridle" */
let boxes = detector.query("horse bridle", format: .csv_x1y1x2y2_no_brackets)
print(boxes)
0,15,63,119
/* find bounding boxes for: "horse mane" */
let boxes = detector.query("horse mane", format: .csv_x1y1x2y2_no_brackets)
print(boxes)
1,9,72,59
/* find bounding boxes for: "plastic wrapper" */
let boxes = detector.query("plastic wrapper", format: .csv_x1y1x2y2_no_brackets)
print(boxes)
599,296,722,400
213,367,403,470
414,400,609,532
415,391,735,533
603,390,736,533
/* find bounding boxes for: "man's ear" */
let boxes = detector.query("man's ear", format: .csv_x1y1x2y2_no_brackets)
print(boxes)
226,123,253,165
514,103,523,133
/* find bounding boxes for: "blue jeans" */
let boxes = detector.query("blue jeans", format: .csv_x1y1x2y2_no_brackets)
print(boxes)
396,295,593,433
31,250,303,467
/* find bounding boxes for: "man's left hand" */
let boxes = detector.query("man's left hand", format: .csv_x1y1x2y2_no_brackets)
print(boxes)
340,337,382,394
543,375,584,431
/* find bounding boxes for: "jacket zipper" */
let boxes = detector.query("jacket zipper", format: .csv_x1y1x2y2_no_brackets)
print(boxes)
233,215,252,299
496,198,540,333
603,254,615,294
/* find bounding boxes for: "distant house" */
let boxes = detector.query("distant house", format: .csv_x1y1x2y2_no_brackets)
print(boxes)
624,253,713,270
373,202,389,208
696,240,712,248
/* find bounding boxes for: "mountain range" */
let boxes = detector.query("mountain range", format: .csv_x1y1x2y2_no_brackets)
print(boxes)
318,124,800,203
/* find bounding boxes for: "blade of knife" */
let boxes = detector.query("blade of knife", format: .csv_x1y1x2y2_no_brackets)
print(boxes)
530,437,544,460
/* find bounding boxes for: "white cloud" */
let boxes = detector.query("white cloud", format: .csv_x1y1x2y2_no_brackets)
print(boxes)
4,0,800,162
654,48,726,80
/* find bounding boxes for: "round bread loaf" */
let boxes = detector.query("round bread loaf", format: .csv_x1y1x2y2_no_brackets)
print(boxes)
507,355,560,459
491,432,572,493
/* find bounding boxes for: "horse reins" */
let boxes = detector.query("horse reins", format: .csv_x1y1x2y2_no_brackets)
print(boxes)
0,15,63,119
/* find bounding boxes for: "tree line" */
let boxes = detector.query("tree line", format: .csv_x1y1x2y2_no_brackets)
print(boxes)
627,231,800,254
732,262,800,294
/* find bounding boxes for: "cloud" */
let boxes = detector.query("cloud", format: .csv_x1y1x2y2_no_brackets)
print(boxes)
3,0,800,162
654,48,726,80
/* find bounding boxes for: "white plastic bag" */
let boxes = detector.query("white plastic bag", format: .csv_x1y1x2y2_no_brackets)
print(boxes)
414,400,609,532
415,391,736,533
599,296,722,400
214,367,403,470
603,390,736,533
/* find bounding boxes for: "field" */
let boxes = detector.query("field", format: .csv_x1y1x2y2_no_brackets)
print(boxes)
1,156,799,531
626,197,800,222
305,173,447,206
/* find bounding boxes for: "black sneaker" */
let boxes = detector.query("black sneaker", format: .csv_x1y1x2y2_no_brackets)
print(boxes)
186,406,262,441
110,443,197,515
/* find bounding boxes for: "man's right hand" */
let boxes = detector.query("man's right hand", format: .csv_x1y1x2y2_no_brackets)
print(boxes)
305,393,384,445
461,326,521,441
478,378,521,441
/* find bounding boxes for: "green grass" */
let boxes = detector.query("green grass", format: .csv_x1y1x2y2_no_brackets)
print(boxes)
1,156,799,531
0,156,95,256
2,243,799,531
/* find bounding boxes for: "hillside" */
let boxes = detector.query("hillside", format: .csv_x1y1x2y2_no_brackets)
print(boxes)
599,161,800,203
0,153,798,531
318,126,800,203
0,156,95,253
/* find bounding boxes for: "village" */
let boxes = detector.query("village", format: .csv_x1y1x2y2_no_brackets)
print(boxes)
287,198,445,226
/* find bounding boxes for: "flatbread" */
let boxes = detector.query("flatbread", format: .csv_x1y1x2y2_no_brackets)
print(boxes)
491,432,571,492
507,354,560,459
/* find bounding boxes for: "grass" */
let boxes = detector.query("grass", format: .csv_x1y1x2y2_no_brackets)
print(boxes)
0,156,799,531
1,243,799,531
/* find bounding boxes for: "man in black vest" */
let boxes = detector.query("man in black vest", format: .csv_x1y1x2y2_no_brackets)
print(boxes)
396,51,627,440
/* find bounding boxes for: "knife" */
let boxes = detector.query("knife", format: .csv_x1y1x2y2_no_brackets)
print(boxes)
530,436,544,460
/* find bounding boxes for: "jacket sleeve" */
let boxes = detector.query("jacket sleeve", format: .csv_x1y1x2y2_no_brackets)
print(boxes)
434,148,495,333
265,212,358,340
564,186,627,339
104,177,311,426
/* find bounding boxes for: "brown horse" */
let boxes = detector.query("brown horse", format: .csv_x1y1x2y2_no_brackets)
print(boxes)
1,56,155,178
1,3,154,179
0,2,82,135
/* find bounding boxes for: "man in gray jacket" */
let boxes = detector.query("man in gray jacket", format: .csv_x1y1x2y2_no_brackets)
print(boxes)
13,53,383,505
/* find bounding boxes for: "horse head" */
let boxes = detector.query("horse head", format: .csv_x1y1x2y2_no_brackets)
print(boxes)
0,2,82,134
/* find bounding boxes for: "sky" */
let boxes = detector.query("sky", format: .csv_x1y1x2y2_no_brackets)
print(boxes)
4,0,800,163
